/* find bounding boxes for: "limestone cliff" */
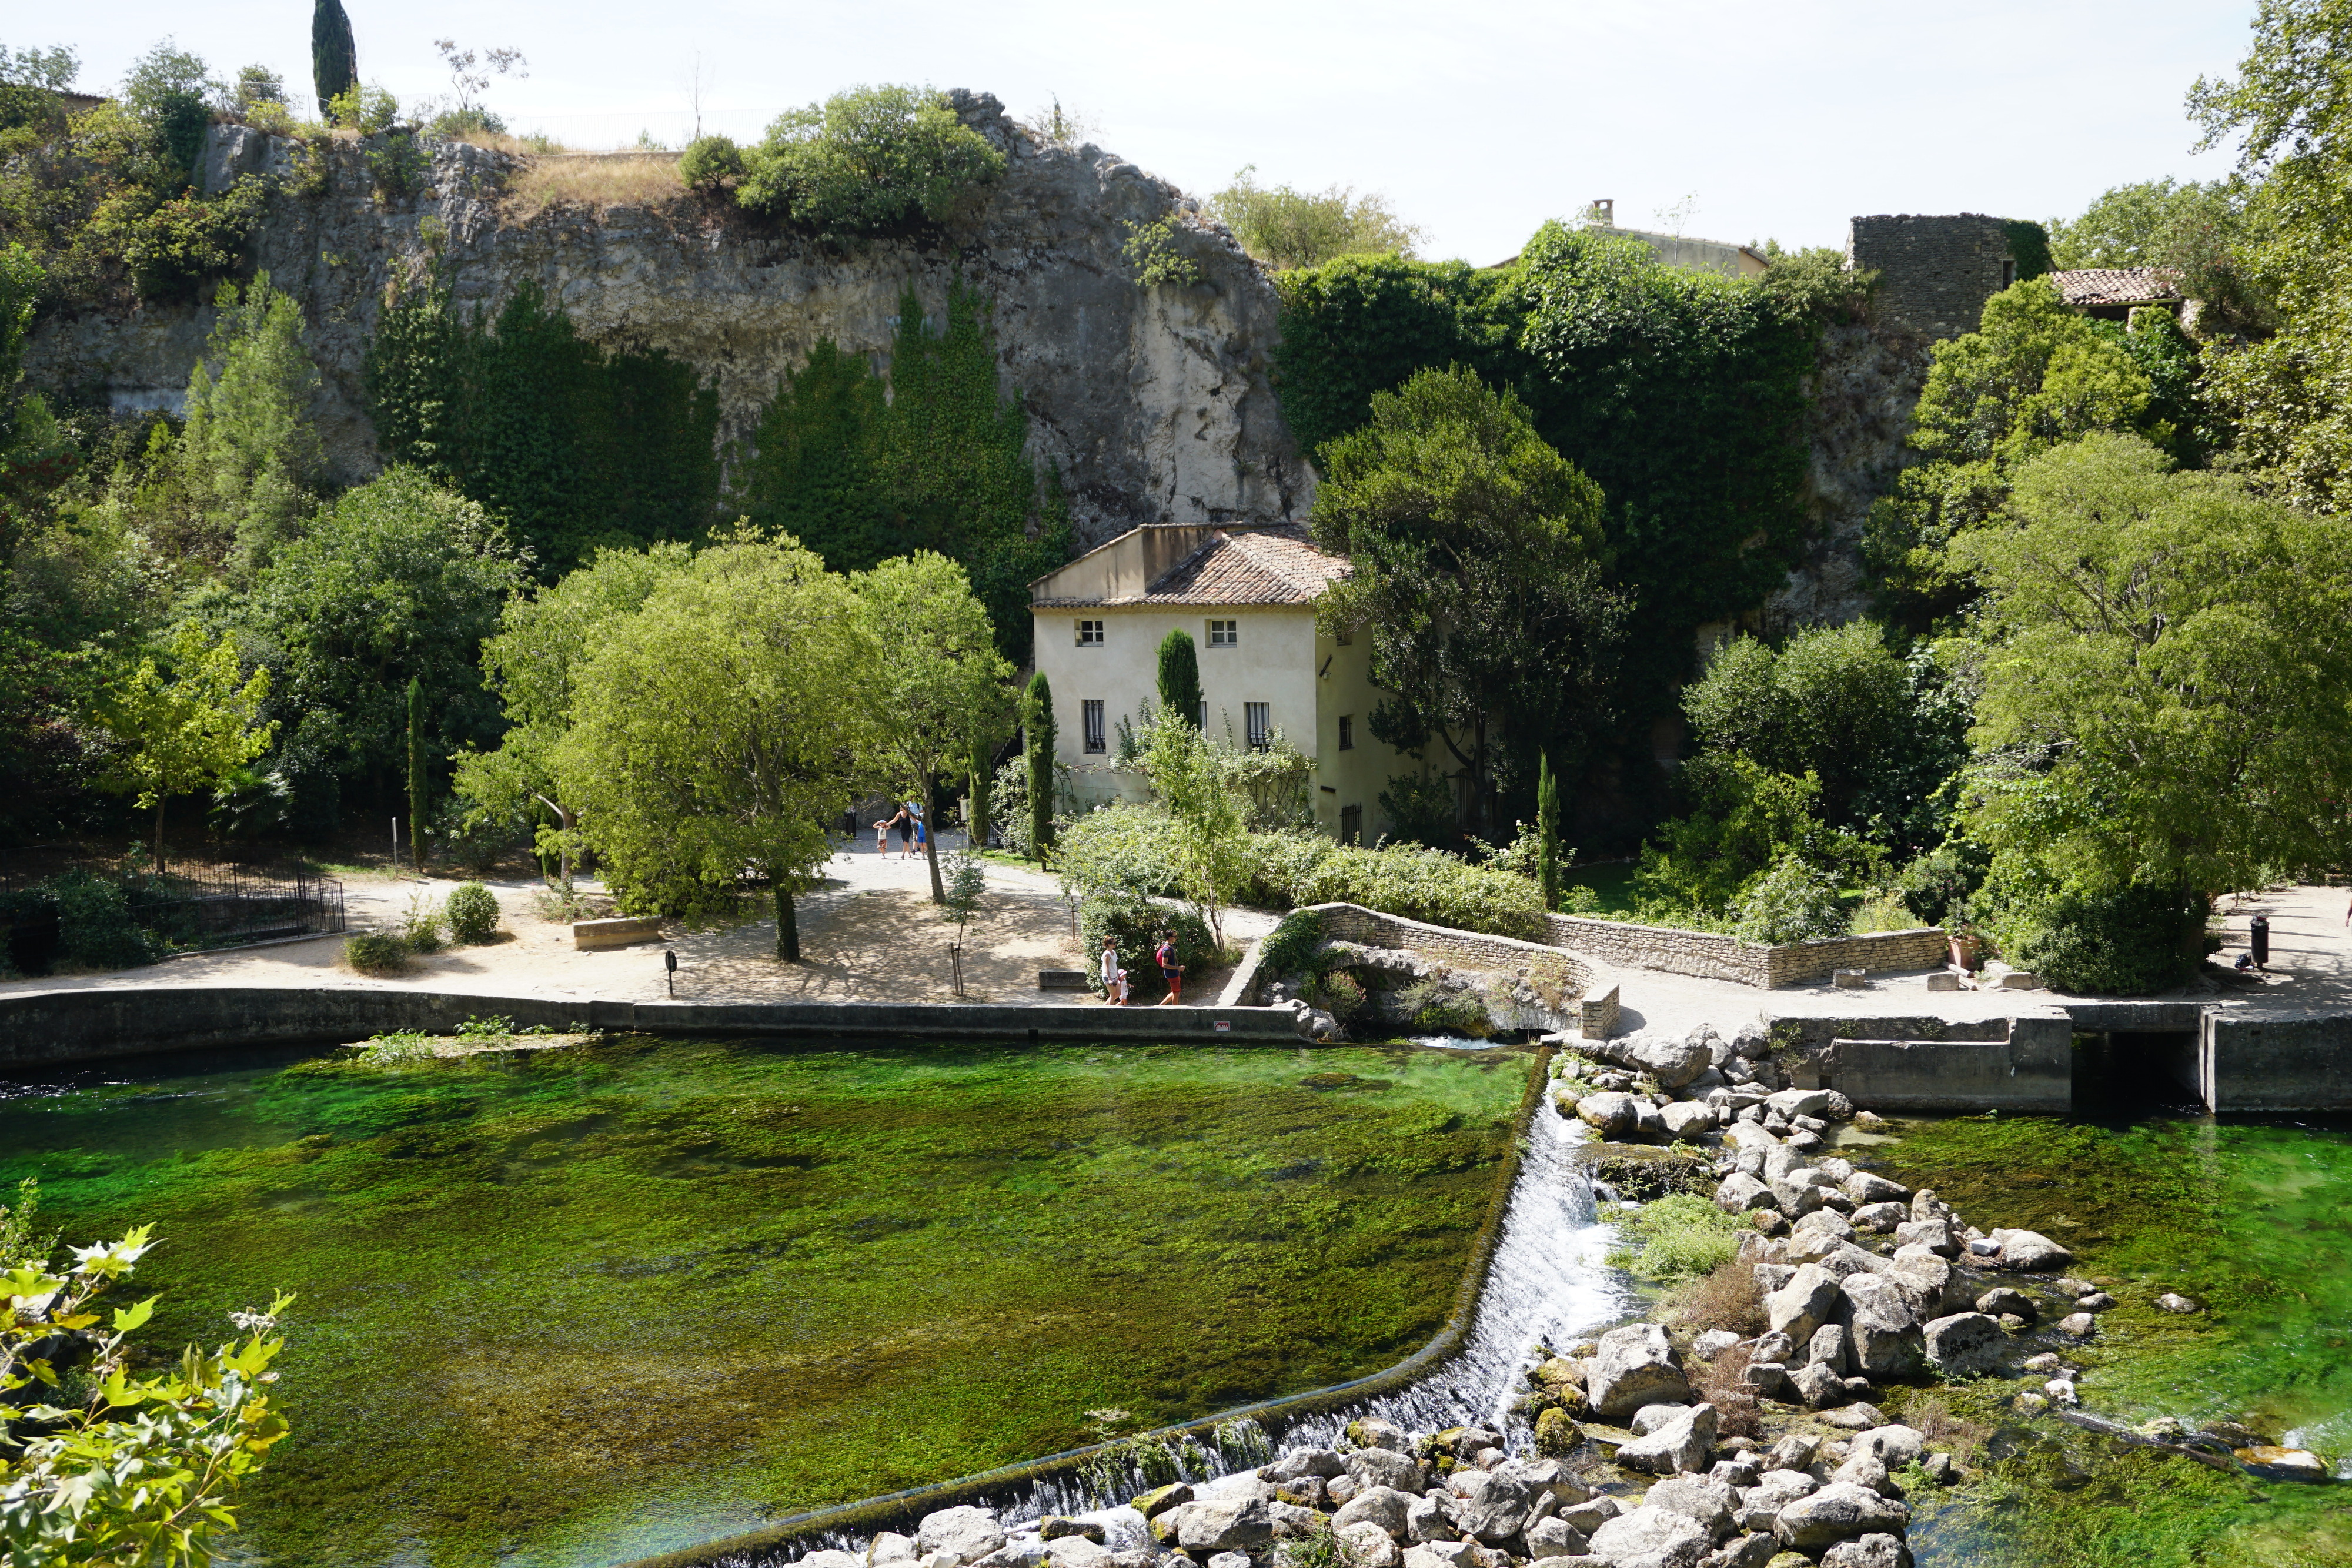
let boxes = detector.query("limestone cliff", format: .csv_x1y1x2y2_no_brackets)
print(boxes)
21,91,1311,550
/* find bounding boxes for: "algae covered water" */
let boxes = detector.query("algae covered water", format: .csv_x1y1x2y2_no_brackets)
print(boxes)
0,1035,1532,1568
1870,1112,2352,1566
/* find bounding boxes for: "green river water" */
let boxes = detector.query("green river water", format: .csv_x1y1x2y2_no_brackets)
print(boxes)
0,1036,1530,1567
1869,1112,2352,1567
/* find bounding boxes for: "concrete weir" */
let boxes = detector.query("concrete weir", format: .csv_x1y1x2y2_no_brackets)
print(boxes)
1769,999,2352,1115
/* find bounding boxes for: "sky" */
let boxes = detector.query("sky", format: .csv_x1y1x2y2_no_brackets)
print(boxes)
48,0,2257,265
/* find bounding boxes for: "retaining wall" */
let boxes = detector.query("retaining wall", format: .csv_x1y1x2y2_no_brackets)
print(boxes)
1541,914,1947,989
1305,904,1621,1035
0,988,1307,1069
1776,1008,2073,1114
2198,1009,2352,1112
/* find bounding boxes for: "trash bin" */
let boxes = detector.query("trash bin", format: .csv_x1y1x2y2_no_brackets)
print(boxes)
2251,914,2270,967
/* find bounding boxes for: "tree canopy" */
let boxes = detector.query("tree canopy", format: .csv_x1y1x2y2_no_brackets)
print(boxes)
1206,166,1426,271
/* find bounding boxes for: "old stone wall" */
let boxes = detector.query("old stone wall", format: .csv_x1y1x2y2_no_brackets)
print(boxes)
1541,913,1947,989
1307,902,1620,1034
1846,213,2019,341
21,92,1309,551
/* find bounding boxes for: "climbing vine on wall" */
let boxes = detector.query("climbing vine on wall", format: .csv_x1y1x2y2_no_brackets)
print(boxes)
363,276,721,574
736,281,1070,661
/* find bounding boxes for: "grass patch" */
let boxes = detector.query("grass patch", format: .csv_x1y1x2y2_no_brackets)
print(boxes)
504,153,684,217
1606,1192,1746,1283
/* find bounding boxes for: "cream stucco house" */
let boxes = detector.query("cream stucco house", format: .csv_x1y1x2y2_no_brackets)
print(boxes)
1027,523,1424,844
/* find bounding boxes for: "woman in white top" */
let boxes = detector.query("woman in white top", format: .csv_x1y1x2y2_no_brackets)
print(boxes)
1101,938,1123,1004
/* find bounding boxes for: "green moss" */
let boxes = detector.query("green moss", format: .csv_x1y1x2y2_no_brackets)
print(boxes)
1605,1191,1745,1283
0,1037,1529,1567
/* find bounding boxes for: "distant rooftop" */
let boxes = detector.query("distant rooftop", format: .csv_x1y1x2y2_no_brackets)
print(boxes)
2048,267,2183,309
1031,525,1347,610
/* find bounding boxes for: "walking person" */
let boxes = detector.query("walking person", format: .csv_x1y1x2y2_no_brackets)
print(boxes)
913,812,928,857
1154,928,1183,1005
889,804,913,859
873,814,891,855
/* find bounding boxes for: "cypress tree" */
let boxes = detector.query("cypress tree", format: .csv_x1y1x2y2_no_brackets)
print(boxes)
406,676,426,871
1536,751,1562,912
312,0,358,117
1156,628,1201,726
1024,670,1056,860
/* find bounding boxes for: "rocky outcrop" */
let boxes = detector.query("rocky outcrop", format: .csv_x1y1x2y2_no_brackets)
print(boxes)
23,95,1309,550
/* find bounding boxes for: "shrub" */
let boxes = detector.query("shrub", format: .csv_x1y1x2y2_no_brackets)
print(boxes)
1057,802,1185,898
736,85,1005,240
398,891,445,953
679,133,744,191
48,872,158,971
1255,907,1327,979
1608,1193,1748,1284
1895,840,1987,927
1379,773,1458,849
1078,891,1215,1001
358,1028,435,1064
1730,855,1849,945
345,932,413,974
1395,977,1491,1038
1284,841,1544,939
444,882,500,944
1309,970,1367,1022
124,179,269,303
2014,880,2204,995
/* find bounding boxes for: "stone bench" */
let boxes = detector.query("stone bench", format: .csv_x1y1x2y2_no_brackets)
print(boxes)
574,916,663,951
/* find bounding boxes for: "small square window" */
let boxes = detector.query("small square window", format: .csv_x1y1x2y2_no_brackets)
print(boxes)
1245,701,1271,750
1076,619,1104,647
2001,259,2017,288
1338,715,1355,751
1082,700,1106,753
1207,619,1238,647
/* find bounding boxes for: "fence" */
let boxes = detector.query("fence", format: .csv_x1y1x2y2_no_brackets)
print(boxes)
0,846,346,973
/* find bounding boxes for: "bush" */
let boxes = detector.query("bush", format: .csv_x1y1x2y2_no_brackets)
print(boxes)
1895,840,1987,927
444,882,500,944
398,891,445,953
1255,907,1327,979
1057,802,1185,898
1730,856,1849,945
1308,969,1366,1022
1379,773,1458,849
1608,1193,1748,1284
679,133,744,191
736,85,1005,239
1395,977,1491,1038
1077,891,1215,1001
2014,880,2205,995
49,872,158,971
124,179,269,303
345,932,413,974
1283,841,1544,939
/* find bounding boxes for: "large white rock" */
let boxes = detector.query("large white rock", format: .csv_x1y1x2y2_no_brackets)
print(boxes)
1588,1323,1692,1416
1586,1503,1713,1568
1922,1312,2006,1376
1822,1533,1915,1568
1335,1520,1401,1568
1993,1229,2073,1272
1765,1263,1843,1343
1167,1495,1275,1553
1766,1088,1833,1118
1346,1446,1426,1496
1329,1487,1419,1542
1839,1273,1926,1378
1615,1402,1718,1475
1641,1475,1738,1540
1847,1425,1926,1470
1773,1483,1910,1550
919,1508,1008,1567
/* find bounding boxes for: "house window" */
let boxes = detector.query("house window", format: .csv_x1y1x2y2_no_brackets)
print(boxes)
1245,701,1271,750
2002,259,2017,288
1076,619,1104,647
1208,619,1238,647
1082,700,1107,753
1338,714,1355,751
1339,804,1363,845
1333,624,1352,646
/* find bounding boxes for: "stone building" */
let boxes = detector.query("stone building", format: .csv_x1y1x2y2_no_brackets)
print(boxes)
2046,266,2186,323
1846,213,2033,339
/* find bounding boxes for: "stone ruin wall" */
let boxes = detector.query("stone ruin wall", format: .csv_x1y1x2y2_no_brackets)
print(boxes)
19,92,1311,553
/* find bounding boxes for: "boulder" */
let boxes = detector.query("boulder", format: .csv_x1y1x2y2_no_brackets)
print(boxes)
1838,1274,1925,1379
1167,1496,1277,1553
1455,1460,1545,1543
1919,1309,2010,1378
1741,1361,1792,1400
1556,1496,1622,1535
1713,1534,1783,1567
1765,1264,1843,1343
1992,1229,2073,1272
920,1507,1008,1566
1588,1324,1692,1417
1792,1209,1857,1245
1693,1328,1743,1362
871,1534,921,1565
1576,1092,1641,1138
1348,1446,1426,1495
1586,1505,1714,1568
1404,1496,1458,1544
1850,1202,1909,1233
1830,1453,1897,1497
1772,1483,1909,1550
1619,1031,1715,1089
1268,1449,1345,1482
1736,1467,1820,1530
1847,1425,1925,1470
1662,1101,1719,1137
1821,1536,1913,1568
1732,1022,1772,1059
1337,1521,1402,1568
1790,1362,1847,1407
1768,1176,1828,1218
1633,1402,1692,1436
1044,1540,1110,1568
1974,1288,2036,1323
1807,1323,1852,1375
2157,1292,2202,1314
1716,1173,1780,1214
2056,1312,2098,1338
1844,1172,1909,1206
1617,1403,1718,1475
1643,1475,1738,1540
1892,1219,1958,1258
1765,1089,1833,1119
1724,1121,1781,1153
1040,1519,1105,1543
2076,1290,2116,1312
801,1553,866,1568
1886,1249,1969,1320
1534,1407,1582,1456
1401,1544,1473,1568
1524,1517,1588,1559
1331,1487,1419,1541
1131,1484,1193,1521
1348,1416,1412,1452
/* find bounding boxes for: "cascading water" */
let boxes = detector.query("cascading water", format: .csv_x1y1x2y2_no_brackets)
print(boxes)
748,1059,1633,1564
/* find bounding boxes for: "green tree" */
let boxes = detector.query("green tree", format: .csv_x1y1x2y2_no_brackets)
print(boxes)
97,624,275,868
312,0,357,116
170,272,323,571
850,551,1017,904
0,1183,295,1567
121,41,217,179
1139,710,1251,953
738,338,887,569
2191,0,2352,512
455,542,694,882
0,242,40,452
2047,176,2269,327
1156,627,1201,726
1535,751,1562,912
1207,165,1426,270
554,530,880,952
1956,432,2352,920
1311,365,1628,838
406,676,425,870
1863,278,2167,629
235,467,529,825
1024,670,1056,861
736,85,1006,240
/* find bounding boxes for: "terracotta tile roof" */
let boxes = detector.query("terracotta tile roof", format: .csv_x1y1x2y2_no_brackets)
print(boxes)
1038,527,1348,608
2049,267,2183,308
